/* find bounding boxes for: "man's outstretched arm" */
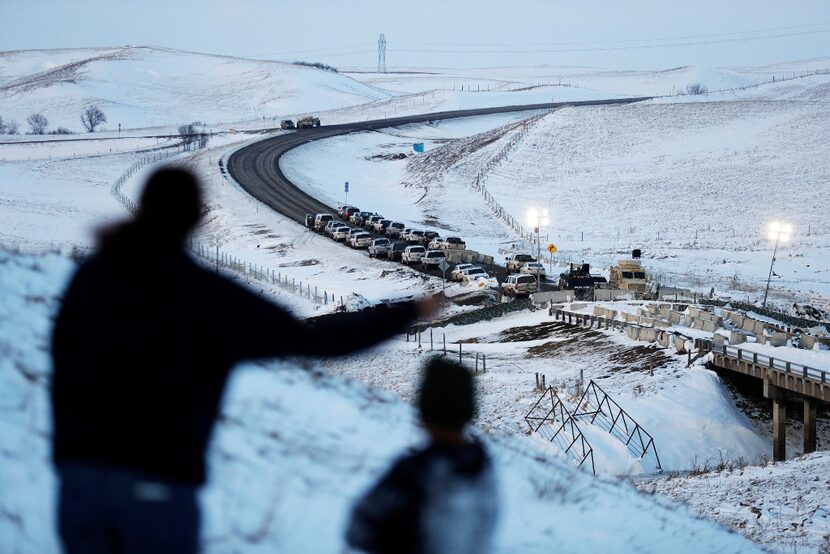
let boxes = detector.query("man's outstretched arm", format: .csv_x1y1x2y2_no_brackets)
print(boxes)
216,275,438,360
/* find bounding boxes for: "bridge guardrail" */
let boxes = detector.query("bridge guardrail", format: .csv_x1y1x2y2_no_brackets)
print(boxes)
719,345,828,384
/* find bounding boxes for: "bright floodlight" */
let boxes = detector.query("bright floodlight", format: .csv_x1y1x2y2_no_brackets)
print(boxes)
527,207,550,227
767,221,792,242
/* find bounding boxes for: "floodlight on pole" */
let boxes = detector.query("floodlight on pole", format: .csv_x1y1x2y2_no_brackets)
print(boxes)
527,208,550,294
762,221,792,308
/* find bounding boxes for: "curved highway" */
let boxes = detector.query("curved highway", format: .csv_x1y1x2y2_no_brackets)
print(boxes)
227,97,651,224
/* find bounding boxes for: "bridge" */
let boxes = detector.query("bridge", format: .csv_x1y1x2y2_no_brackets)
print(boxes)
711,345,828,461
549,306,829,462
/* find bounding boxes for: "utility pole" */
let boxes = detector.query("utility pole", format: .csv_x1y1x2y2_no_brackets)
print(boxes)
762,222,792,308
377,34,387,73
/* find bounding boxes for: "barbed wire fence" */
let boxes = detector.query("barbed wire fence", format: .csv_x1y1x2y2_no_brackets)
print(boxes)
110,145,336,307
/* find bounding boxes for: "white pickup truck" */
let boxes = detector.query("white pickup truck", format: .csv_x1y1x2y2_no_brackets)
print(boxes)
505,253,536,273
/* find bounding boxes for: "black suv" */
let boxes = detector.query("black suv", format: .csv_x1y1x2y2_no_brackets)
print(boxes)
386,241,408,261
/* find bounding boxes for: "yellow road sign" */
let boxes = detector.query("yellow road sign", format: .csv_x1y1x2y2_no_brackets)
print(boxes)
547,243,557,254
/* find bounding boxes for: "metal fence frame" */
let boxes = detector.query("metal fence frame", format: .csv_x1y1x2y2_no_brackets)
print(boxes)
574,380,662,472
525,386,595,475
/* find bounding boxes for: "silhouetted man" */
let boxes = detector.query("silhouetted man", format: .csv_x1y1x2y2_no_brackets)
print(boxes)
51,167,433,554
346,358,498,554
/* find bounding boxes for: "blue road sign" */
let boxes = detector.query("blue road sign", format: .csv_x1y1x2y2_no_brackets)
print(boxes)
345,181,349,192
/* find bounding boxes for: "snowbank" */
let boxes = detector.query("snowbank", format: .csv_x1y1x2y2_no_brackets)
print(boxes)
0,249,764,553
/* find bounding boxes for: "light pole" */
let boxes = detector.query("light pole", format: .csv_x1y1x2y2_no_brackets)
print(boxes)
762,221,792,308
527,208,549,293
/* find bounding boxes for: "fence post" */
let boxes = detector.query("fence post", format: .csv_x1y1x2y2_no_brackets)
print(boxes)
458,342,462,363
475,353,479,373
483,354,486,373
443,334,447,355
430,328,433,351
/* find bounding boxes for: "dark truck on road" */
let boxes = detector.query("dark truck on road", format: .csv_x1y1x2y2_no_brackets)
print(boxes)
558,263,607,298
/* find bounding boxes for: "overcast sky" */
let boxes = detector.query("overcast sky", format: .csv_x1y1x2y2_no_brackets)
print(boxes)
1,0,828,70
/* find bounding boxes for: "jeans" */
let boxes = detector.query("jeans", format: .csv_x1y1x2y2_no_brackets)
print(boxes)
58,463,199,554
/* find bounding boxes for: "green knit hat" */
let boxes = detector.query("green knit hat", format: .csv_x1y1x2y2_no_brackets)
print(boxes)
418,357,475,429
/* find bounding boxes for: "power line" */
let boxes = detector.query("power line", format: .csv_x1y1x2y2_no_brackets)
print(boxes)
389,27,830,55
391,21,830,48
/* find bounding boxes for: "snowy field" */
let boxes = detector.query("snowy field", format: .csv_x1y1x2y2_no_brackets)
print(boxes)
0,250,766,553
0,47,391,131
639,452,830,553
2,47,830,552
346,59,830,99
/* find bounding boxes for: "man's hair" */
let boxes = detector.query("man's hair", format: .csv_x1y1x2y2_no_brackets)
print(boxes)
418,357,475,429
137,167,203,240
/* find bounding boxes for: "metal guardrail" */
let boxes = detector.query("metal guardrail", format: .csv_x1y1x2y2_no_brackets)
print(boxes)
574,381,662,472
525,386,595,475
719,344,828,384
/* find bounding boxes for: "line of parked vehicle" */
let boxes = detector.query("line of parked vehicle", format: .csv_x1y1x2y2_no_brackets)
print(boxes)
304,206,551,297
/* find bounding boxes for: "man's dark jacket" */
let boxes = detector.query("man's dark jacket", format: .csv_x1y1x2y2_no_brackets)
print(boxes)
51,223,417,485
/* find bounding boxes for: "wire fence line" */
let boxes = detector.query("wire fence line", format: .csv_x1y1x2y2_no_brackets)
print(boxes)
470,113,550,242
109,145,335,307
670,67,830,98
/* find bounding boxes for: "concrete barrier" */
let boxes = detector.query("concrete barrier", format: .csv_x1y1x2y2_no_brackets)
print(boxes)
713,333,726,347
626,326,641,341
654,319,671,329
769,332,789,347
741,319,756,333
445,251,463,263
657,332,671,347
531,290,573,304
668,311,683,325
729,331,747,345
593,289,636,301
753,321,767,337
593,306,605,317
702,320,718,333
461,251,477,263
801,335,817,349
571,303,587,311
674,335,687,353
477,254,494,265
640,328,658,342
693,319,705,331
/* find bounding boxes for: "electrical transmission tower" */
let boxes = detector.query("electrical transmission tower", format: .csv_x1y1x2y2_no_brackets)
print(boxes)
377,34,387,73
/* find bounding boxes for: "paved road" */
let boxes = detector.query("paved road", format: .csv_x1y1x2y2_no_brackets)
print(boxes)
226,97,649,223
226,97,651,291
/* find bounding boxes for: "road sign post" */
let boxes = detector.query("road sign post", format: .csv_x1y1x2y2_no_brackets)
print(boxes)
344,181,349,206
438,258,450,296
547,243,557,275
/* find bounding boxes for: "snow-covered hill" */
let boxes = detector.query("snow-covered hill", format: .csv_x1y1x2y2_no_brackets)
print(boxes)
347,59,830,99
639,452,830,553
0,46,391,131
282,89,830,307
0,249,764,553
